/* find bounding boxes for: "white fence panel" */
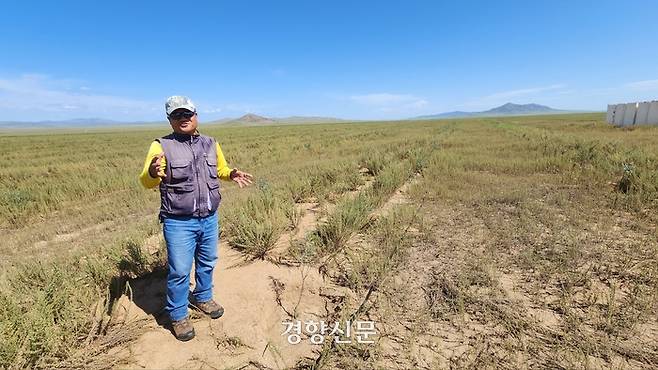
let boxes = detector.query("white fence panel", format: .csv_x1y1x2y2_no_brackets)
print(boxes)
606,104,614,123
648,101,658,125
614,104,626,125
622,102,637,126
609,100,658,126
635,102,651,125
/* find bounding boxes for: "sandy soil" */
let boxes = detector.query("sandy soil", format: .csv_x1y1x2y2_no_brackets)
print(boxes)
111,207,330,369
107,173,406,369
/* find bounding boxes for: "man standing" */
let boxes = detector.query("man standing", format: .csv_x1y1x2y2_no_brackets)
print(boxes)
139,96,253,341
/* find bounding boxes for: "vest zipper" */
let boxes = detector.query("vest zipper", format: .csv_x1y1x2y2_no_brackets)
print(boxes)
190,137,201,215
203,152,210,211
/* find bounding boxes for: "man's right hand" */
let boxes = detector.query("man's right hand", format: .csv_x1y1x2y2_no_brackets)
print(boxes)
148,152,166,179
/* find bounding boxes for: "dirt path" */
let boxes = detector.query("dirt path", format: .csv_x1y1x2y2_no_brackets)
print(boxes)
112,235,327,369
109,199,335,369
108,171,419,369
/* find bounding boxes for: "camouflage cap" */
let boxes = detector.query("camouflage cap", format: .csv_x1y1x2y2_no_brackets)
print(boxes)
165,96,196,116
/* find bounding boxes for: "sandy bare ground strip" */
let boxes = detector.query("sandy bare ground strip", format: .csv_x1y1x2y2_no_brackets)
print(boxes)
113,239,327,369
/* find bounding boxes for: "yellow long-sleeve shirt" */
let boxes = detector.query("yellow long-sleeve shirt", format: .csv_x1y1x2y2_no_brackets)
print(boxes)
139,141,234,189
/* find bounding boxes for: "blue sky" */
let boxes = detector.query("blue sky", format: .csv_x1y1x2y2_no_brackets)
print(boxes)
1,0,658,121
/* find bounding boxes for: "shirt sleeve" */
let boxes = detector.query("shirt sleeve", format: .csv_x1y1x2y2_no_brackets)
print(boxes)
138,141,165,189
216,142,234,181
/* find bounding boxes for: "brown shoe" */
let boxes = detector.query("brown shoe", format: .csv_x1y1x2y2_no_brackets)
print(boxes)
171,318,195,341
193,299,224,319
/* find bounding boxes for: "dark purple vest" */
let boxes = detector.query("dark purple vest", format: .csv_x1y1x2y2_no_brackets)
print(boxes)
157,133,221,218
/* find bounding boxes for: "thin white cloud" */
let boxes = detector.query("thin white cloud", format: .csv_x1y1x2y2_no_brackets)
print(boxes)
201,107,223,114
624,79,658,91
0,74,158,120
408,99,428,109
481,84,567,101
347,93,430,117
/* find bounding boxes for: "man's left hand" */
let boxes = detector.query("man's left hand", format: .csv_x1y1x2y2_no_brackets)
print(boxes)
231,169,254,188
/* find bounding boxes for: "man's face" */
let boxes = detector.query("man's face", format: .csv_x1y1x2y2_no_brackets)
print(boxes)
168,108,198,135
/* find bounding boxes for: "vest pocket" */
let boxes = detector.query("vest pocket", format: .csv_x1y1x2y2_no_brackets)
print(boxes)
206,157,218,178
164,183,196,214
170,160,193,183
208,182,221,210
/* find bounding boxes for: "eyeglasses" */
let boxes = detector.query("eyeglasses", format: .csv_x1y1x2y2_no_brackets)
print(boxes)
169,110,196,120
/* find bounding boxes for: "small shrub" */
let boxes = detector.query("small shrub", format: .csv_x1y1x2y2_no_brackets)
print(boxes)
367,163,412,205
360,152,387,176
117,240,152,277
287,235,321,264
314,194,374,254
407,147,431,173
344,169,365,191
284,201,304,231
224,187,287,259
617,163,635,194
283,175,312,203
336,208,415,291
423,269,463,318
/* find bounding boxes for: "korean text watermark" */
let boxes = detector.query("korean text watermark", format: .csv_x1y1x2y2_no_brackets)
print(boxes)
282,320,376,345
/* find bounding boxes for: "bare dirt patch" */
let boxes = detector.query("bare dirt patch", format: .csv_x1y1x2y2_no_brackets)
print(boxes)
112,240,329,369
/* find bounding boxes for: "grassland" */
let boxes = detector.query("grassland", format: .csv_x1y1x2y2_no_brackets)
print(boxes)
1,113,657,368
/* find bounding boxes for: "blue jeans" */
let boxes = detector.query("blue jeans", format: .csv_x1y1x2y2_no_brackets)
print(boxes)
162,211,219,322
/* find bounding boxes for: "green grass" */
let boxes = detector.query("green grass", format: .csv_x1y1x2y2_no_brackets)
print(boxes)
223,184,289,259
302,114,658,369
0,234,166,368
2,113,658,368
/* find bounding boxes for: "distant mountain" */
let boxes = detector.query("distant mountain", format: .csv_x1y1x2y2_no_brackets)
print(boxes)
414,103,570,120
418,111,474,119
226,113,275,125
487,103,561,115
218,114,347,126
275,116,347,124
